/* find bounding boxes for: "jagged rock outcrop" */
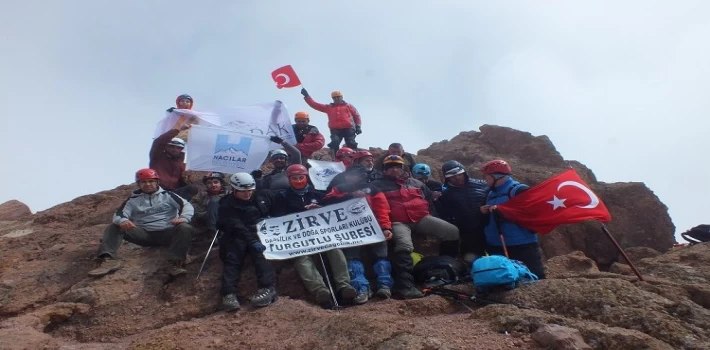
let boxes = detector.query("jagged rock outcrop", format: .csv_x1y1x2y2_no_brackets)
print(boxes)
0,125,699,349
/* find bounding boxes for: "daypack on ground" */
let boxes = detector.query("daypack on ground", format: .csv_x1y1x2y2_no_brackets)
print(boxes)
682,224,710,244
413,255,467,284
471,255,538,293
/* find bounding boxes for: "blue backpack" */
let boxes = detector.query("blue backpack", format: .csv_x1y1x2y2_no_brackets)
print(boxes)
471,255,538,293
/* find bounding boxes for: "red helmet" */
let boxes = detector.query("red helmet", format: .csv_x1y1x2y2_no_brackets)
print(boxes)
335,147,355,160
135,168,160,181
286,164,309,177
481,160,512,175
352,150,373,161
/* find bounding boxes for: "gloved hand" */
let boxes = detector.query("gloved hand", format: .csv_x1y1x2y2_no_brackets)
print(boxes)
251,242,266,253
270,136,284,144
251,169,263,179
301,88,309,97
355,125,362,135
166,107,176,113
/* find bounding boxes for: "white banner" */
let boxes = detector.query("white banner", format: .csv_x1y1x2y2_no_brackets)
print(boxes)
257,198,386,260
185,124,271,173
154,100,296,151
307,159,346,191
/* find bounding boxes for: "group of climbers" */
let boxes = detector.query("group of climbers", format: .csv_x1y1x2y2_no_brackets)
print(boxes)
87,91,547,313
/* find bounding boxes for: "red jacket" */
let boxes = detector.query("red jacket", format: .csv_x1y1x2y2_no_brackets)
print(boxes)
304,96,362,130
372,176,431,224
292,124,325,158
149,129,186,191
323,186,392,231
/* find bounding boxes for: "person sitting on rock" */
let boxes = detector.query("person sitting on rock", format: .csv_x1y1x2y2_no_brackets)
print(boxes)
216,172,278,311
253,136,302,191
479,159,546,279
411,163,443,193
371,155,460,299
191,172,228,237
374,143,417,172
326,150,382,193
300,89,362,158
321,165,394,304
271,164,357,309
292,111,325,165
150,123,198,201
438,160,489,263
88,168,195,278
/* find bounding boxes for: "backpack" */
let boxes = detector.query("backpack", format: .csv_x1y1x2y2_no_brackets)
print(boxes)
413,255,467,285
682,224,710,244
471,255,538,293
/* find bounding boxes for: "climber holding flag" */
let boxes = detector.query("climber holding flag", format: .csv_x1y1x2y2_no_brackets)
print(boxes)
270,65,362,158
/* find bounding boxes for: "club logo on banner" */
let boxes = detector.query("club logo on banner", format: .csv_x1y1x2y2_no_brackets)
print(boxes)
307,159,346,191
186,124,271,173
257,198,385,260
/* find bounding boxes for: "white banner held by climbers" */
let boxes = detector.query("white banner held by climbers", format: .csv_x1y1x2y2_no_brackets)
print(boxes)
256,198,385,260
307,159,346,191
185,124,272,173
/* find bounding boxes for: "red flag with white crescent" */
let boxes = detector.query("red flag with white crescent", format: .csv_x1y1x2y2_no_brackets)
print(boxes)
496,169,612,234
271,65,302,89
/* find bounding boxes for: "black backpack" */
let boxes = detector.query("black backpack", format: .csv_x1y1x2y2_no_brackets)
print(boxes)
412,256,467,285
682,225,710,244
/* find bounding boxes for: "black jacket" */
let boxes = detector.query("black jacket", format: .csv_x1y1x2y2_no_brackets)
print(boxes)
326,168,384,193
438,176,488,234
272,187,325,216
217,190,276,244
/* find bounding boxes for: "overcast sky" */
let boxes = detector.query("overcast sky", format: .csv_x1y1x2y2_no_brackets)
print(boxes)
1,1,708,241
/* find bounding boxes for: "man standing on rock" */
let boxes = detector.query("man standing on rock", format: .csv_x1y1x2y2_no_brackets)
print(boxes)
301,88,362,158
150,123,198,201
88,168,195,278
191,172,228,237
292,111,325,165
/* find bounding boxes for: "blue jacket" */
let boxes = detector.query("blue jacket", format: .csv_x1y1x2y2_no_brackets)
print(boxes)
439,176,488,234
484,177,538,246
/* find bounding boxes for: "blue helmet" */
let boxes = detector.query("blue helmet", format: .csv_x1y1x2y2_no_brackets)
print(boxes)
412,163,431,177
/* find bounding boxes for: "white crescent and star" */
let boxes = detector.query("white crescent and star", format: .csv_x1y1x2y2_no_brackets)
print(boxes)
275,73,290,85
547,181,600,210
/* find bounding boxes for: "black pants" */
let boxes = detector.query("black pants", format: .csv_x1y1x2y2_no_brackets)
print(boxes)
460,229,487,257
328,128,357,151
219,236,275,295
486,242,546,279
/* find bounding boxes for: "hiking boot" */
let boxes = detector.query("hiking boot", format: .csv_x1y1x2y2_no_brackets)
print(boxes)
250,286,278,308
315,288,334,309
396,285,424,299
88,258,123,277
353,288,370,305
167,260,187,277
375,286,392,299
338,285,357,302
222,293,240,312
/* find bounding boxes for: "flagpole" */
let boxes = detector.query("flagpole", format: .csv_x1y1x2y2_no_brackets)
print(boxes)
600,223,644,281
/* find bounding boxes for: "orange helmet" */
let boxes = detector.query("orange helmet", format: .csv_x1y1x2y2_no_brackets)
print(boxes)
135,168,160,182
383,155,405,166
331,90,343,98
481,160,512,175
295,111,309,120
286,164,309,177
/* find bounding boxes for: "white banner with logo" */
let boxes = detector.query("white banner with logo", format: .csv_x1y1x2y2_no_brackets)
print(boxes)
154,100,296,151
185,124,271,173
257,198,385,260
307,159,346,191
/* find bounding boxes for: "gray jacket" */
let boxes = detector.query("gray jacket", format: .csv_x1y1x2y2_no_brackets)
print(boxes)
113,188,194,231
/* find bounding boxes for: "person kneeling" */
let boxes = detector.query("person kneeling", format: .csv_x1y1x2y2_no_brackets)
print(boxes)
88,168,194,278
217,173,278,311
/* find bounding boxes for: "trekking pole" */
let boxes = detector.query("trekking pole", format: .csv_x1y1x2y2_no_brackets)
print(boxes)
318,253,340,310
196,230,220,281
493,209,510,258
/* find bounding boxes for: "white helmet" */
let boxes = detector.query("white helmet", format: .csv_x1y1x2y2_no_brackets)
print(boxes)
168,138,186,148
230,172,256,191
270,149,288,159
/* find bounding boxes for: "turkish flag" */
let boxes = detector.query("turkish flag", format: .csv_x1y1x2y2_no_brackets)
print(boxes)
496,169,611,234
271,65,302,89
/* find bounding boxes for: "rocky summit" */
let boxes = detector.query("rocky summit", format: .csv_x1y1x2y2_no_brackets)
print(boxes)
1,125,707,350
